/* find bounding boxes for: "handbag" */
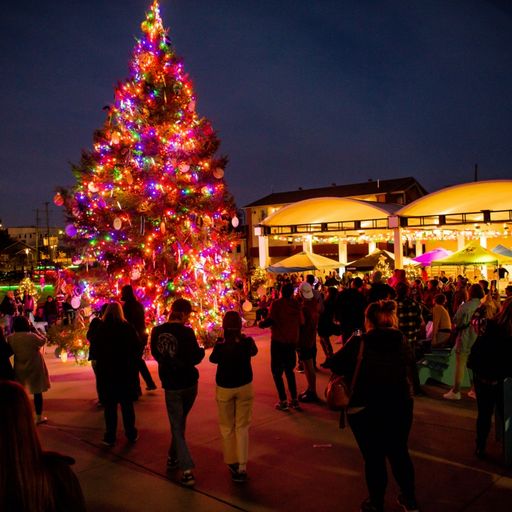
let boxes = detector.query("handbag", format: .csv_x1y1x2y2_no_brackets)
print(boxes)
325,337,365,411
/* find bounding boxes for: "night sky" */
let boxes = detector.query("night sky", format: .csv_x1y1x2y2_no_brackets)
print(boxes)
1,0,511,227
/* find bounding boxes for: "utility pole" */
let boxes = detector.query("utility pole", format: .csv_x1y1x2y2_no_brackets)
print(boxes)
474,163,479,182
35,209,40,267
45,202,50,239
44,202,53,261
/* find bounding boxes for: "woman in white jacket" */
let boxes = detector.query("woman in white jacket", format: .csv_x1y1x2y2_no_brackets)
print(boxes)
7,316,50,424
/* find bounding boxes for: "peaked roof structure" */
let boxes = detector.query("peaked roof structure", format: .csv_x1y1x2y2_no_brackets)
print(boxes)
346,250,418,271
267,251,341,273
432,241,512,266
246,177,427,207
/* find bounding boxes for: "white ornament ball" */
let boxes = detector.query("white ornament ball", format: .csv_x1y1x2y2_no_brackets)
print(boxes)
70,296,81,309
231,216,239,228
179,163,190,173
242,300,253,312
131,268,142,281
88,182,99,193
113,217,122,230
213,167,224,179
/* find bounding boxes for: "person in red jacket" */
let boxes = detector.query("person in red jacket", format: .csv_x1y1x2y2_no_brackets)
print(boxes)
260,283,303,411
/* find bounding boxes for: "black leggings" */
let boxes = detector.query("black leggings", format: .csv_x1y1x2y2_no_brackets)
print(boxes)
34,393,43,415
348,401,416,507
474,377,502,451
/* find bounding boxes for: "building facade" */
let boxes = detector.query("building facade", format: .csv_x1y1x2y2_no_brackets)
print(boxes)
243,177,427,269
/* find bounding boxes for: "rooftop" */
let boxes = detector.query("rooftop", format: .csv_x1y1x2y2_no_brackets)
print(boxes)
244,177,427,208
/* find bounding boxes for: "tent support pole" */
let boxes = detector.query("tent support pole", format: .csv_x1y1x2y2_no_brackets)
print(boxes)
393,227,404,269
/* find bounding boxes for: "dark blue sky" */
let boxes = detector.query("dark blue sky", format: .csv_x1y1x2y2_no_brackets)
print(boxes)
1,0,511,227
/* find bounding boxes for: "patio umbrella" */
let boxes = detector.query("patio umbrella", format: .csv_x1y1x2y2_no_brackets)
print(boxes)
492,244,512,259
267,251,341,273
432,241,512,266
346,250,418,271
413,248,453,266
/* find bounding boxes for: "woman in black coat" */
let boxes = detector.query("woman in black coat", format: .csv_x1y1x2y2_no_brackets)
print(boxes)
468,298,512,459
94,302,140,446
326,300,418,512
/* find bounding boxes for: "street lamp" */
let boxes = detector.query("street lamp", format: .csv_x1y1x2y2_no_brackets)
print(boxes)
24,248,30,272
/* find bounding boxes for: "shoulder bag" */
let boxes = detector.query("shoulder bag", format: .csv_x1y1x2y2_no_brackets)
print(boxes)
325,337,365,411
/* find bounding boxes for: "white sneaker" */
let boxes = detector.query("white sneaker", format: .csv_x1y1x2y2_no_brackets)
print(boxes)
443,389,461,400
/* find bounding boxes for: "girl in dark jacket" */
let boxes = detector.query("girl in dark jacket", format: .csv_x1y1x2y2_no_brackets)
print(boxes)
94,302,140,446
468,299,512,459
210,311,258,482
326,300,418,512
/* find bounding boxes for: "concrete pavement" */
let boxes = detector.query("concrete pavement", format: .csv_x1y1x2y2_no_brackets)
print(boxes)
37,327,512,511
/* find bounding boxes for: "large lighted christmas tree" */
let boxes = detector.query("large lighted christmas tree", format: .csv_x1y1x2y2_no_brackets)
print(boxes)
58,1,239,337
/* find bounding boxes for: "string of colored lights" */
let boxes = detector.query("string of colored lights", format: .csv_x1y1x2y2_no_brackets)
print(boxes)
56,1,240,339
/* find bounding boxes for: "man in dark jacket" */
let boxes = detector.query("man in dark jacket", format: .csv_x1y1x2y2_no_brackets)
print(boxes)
150,298,205,487
335,277,367,343
121,285,157,392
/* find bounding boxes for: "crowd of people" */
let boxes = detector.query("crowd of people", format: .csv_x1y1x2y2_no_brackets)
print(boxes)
0,289,74,335
255,268,512,512
1,269,511,512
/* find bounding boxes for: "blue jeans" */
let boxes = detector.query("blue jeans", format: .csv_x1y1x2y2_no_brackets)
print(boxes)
164,384,198,471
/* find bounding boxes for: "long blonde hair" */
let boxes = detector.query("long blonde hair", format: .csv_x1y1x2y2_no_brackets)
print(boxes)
365,300,398,331
0,381,53,512
102,302,126,323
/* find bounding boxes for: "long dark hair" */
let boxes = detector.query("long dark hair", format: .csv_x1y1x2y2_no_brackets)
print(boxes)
222,311,243,343
0,381,54,512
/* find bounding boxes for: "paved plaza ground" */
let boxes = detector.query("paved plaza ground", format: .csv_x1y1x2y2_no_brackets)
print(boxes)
37,326,512,512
